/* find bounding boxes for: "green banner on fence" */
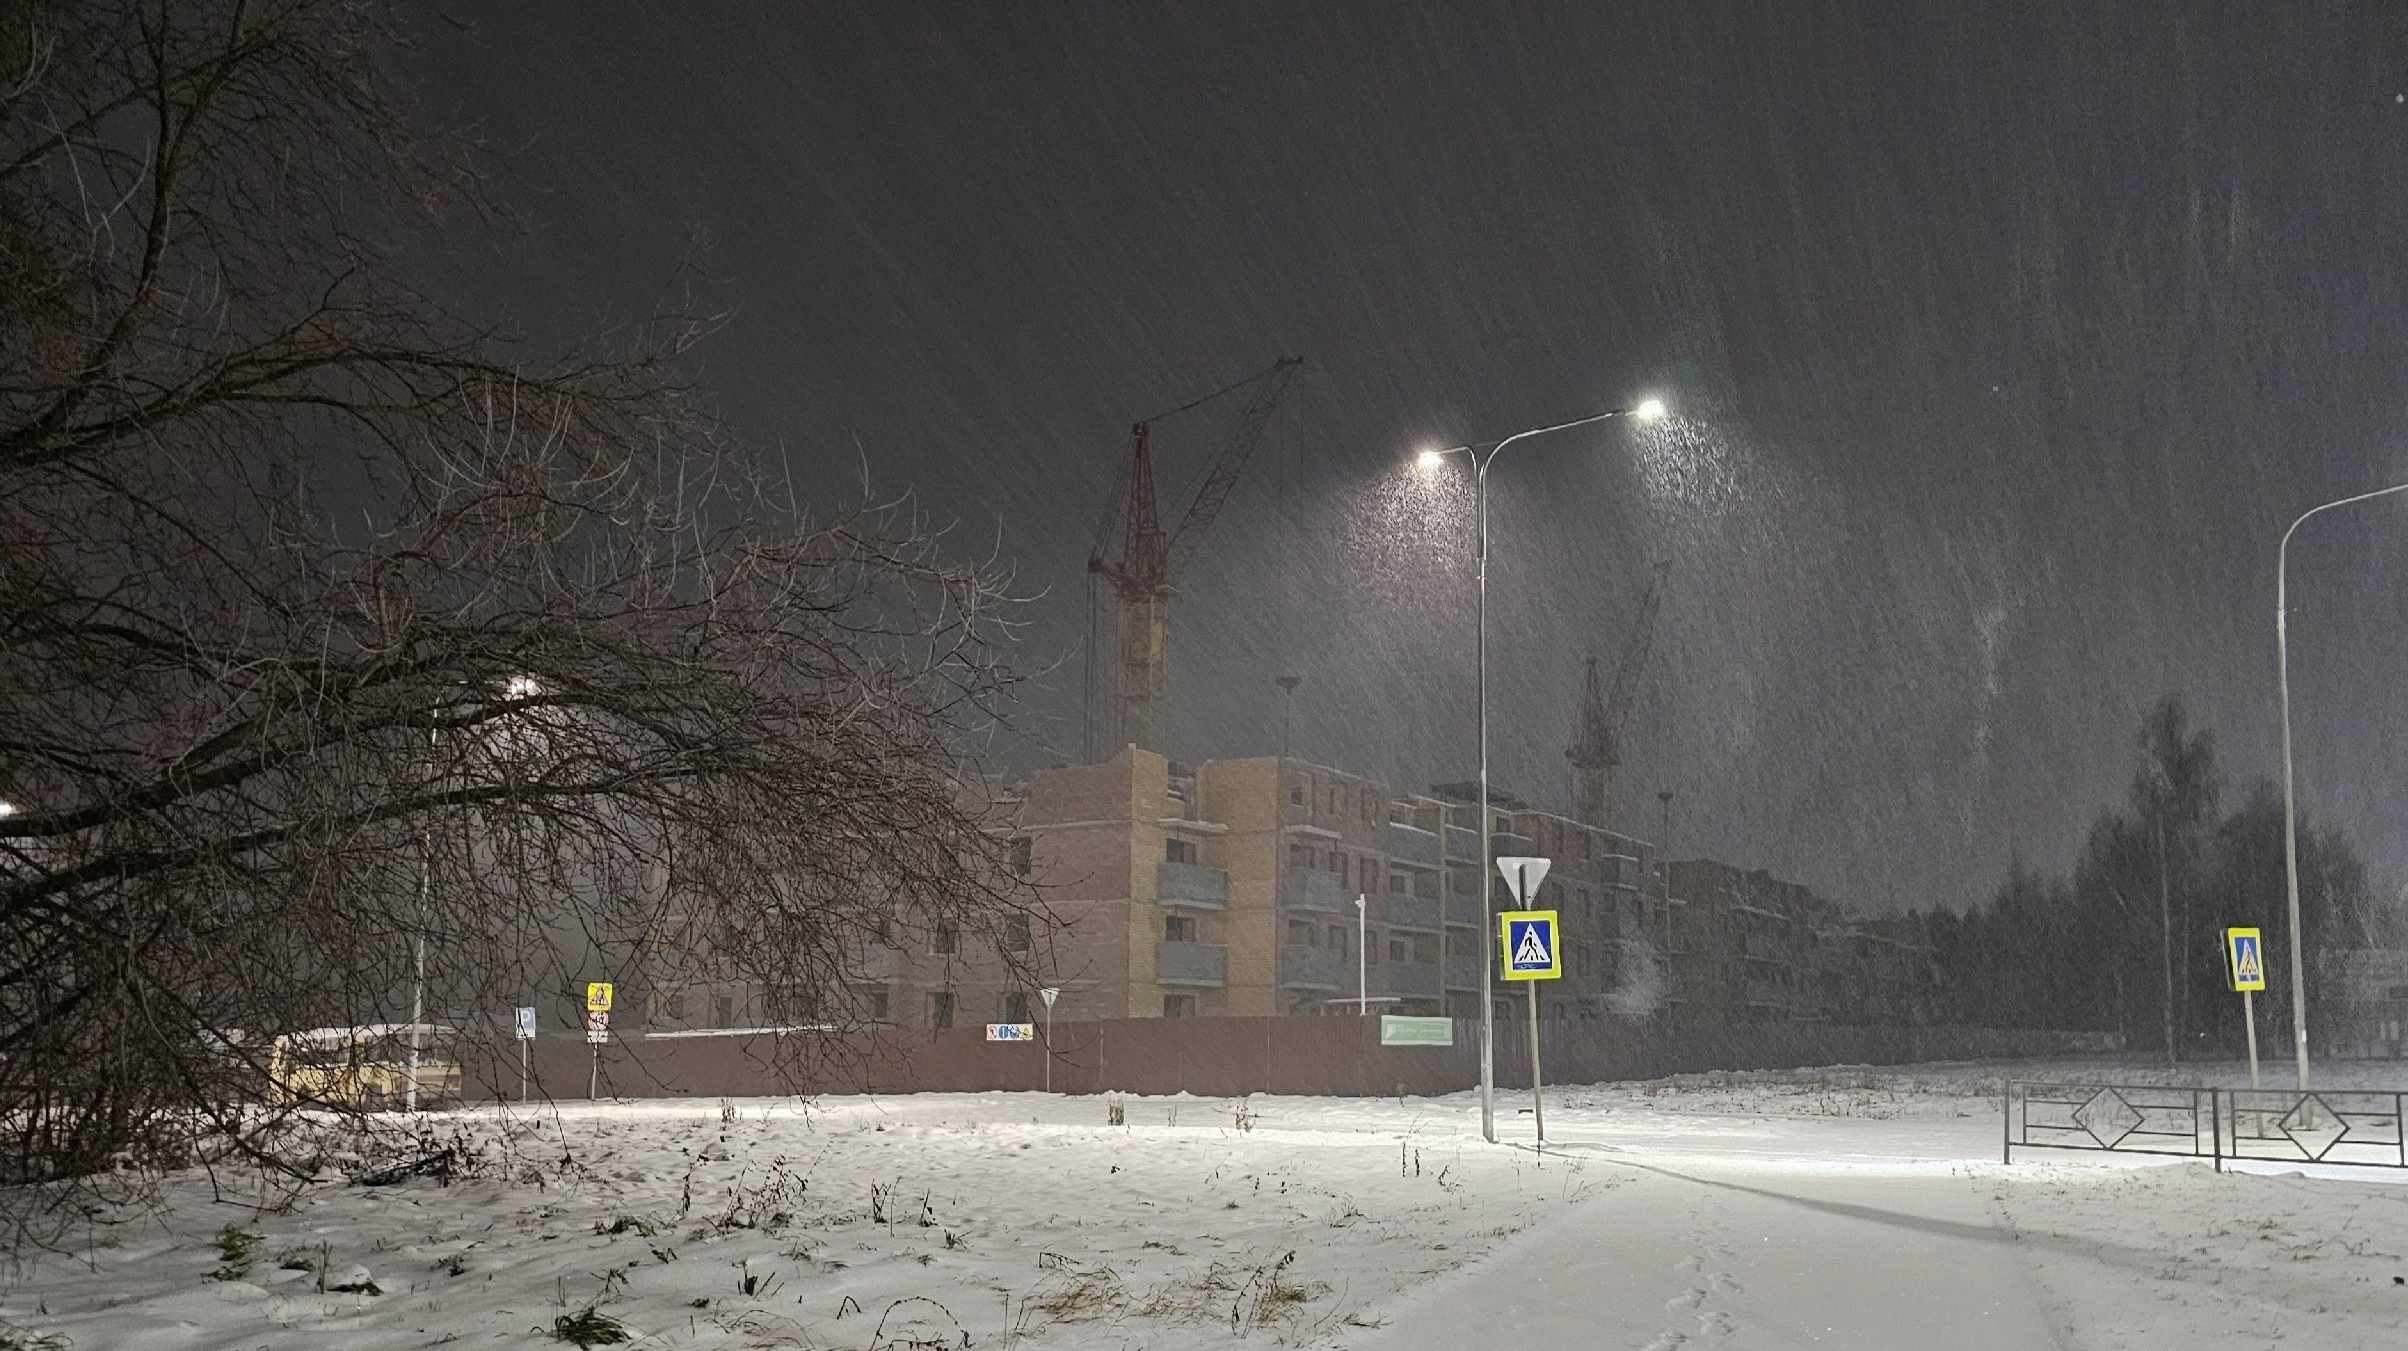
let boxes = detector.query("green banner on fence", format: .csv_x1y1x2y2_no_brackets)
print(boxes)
1380,1016,1454,1046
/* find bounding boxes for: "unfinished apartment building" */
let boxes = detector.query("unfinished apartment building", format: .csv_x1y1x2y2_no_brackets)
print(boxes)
812,746,1663,1028
648,745,1665,1033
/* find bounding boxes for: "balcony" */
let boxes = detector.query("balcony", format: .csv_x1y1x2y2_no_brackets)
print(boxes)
1442,825,1480,863
1493,832,1536,858
841,945,899,982
1387,821,1442,869
1388,961,1441,997
1443,954,1481,990
1444,893,1485,927
1283,867,1349,913
1156,860,1229,909
1156,940,1228,987
1281,945,1344,990
1384,894,1442,932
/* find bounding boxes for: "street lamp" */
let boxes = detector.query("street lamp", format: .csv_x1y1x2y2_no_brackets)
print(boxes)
1414,396,1667,1143
407,673,546,1112
2275,480,2408,1090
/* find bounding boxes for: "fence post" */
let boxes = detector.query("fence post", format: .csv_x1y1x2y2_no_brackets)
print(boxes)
2210,1088,2221,1174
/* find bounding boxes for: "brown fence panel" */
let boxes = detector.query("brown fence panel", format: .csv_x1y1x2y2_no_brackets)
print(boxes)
457,1016,2101,1104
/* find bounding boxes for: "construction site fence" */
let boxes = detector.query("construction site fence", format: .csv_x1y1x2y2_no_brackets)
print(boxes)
458,1017,2107,1104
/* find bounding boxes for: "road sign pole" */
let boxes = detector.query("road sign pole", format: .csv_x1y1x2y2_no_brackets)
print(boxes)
2242,989,2261,1090
589,1044,599,1102
1041,987,1060,1094
519,1038,529,1103
1528,977,1544,1146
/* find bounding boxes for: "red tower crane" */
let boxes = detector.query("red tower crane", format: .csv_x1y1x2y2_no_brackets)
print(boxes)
1087,357,1302,759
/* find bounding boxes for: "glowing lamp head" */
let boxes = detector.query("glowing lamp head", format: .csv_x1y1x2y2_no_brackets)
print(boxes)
1634,398,1667,421
1415,448,1449,471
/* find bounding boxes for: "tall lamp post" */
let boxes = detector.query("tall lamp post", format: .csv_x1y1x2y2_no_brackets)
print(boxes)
1416,397,1666,1142
2275,480,2408,1090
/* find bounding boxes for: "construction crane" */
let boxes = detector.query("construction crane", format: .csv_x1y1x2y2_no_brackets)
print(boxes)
1568,559,1671,828
1087,357,1303,760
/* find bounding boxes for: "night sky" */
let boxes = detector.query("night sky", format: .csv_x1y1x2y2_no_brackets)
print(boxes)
409,2,2408,913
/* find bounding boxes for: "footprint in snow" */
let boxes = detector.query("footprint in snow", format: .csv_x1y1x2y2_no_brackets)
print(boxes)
1697,1310,1736,1340
1640,1333,1687,1351
1666,1287,1707,1310
1708,1271,1744,1293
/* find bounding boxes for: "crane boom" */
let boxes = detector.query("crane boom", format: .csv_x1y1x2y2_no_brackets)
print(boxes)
1164,357,1302,579
1568,560,1670,827
1085,356,1303,759
1603,560,1671,746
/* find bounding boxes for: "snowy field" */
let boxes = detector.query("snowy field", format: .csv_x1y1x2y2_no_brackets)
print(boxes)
4,1057,2407,1349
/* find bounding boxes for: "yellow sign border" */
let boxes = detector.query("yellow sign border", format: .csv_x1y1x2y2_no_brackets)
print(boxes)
586,981,615,1013
1498,910,1562,982
2224,928,2266,993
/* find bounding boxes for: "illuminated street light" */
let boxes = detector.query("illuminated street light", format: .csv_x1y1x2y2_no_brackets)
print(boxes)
2275,478,2408,1090
1409,396,1665,1144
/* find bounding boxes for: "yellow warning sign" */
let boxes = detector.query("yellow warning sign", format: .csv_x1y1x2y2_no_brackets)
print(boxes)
2225,928,2265,993
586,981,615,1013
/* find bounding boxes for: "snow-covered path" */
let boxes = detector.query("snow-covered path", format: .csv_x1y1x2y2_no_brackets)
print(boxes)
1364,1155,2060,1350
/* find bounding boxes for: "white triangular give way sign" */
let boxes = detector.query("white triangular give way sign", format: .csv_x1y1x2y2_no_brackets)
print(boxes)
1496,855,1551,903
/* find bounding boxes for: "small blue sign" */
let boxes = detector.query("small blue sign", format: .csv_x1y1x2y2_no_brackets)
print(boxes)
515,1006,537,1040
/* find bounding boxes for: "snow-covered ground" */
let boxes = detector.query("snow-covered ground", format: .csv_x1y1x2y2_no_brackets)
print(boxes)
3,1058,2405,1349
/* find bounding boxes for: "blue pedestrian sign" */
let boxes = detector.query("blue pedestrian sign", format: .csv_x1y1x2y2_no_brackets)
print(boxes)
1499,910,1562,982
2226,927,2266,992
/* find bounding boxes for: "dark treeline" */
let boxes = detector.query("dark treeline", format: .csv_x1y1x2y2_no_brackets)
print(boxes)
1918,697,2395,1060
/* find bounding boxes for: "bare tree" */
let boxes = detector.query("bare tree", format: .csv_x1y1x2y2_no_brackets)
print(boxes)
0,0,1034,1201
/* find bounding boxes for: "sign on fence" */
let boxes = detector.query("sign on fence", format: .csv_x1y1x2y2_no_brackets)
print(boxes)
1380,1015,1453,1046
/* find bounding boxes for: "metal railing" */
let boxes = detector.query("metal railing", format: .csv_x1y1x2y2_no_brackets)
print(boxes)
2005,1081,2408,1171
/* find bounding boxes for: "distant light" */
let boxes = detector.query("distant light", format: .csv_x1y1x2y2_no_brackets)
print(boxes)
1416,448,1448,471
0,800,14,818
506,675,542,699
1634,398,1667,421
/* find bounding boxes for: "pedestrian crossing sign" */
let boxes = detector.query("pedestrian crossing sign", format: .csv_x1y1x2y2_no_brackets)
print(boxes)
2225,927,2266,993
1500,910,1561,981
